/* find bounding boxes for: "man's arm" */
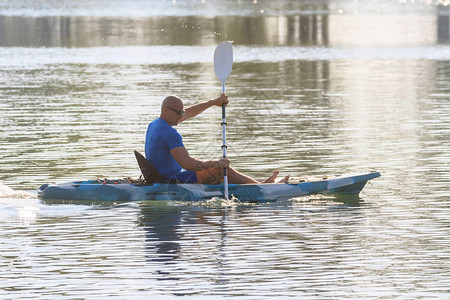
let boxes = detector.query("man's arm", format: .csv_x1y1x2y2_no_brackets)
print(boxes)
171,146,229,171
179,94,229,123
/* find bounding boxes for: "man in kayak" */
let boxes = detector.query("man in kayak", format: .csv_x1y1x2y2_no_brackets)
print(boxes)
145,94,289,184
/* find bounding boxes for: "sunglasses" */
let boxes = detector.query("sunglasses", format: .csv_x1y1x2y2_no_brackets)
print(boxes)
167,107,185,115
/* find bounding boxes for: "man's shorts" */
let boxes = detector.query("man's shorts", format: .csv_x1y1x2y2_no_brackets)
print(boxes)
170,169,197,183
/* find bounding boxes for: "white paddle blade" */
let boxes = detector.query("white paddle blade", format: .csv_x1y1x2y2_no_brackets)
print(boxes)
214,41,233,83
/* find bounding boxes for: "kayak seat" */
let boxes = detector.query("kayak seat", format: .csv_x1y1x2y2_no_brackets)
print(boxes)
134,150,179,184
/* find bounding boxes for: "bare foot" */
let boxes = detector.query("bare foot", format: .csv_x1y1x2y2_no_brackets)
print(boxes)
263,170,279,183
277,175,290,183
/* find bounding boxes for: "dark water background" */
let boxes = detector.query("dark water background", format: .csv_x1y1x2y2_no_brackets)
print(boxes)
1,0,449,298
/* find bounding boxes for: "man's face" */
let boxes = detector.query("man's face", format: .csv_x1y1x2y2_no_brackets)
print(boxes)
165,103,184,126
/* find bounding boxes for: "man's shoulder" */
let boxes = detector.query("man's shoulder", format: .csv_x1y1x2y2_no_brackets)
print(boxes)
148,118,180,137
149,118,169,131
149,118,164,126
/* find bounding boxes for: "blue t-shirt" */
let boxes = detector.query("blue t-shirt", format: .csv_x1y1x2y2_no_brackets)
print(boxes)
145,118,184,178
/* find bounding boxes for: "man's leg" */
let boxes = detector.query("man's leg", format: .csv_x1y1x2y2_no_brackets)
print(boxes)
228,167,260,184
196,167,259,184
196,167,289,184
196,168,222,184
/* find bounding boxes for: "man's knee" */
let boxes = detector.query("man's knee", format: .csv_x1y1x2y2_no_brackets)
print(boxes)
197,168,223,184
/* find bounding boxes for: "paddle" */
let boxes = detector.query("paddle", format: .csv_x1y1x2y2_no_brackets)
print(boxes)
214,41,233,200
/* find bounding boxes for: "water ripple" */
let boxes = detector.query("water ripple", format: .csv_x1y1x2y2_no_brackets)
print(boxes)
2,46,450,67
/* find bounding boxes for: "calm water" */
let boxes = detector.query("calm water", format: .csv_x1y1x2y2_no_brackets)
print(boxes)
1,0,450,298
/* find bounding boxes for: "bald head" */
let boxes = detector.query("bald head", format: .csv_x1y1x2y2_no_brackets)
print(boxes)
161,95,183,111
160,95,184,126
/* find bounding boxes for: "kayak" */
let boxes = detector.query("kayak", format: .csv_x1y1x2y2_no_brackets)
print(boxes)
38,171,380,203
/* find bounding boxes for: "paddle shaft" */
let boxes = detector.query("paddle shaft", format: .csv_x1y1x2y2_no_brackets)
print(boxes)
221,82,229,200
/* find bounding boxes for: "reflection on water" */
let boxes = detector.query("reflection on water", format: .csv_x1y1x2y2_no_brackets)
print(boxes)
438,5,450,43
1,0,450,298
139,203,183,263
0,14,330,47
1,3,449,48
